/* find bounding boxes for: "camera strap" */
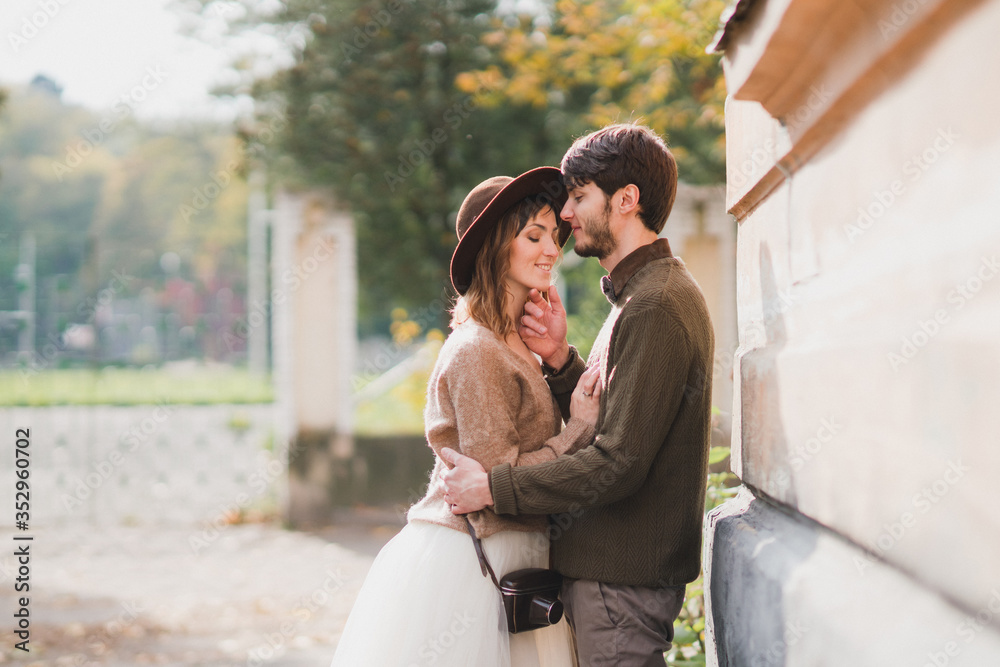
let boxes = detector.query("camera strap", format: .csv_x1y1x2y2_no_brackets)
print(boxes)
463,515,501,591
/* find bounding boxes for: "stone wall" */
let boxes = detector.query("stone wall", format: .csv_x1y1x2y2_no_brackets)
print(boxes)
705,0,1000,664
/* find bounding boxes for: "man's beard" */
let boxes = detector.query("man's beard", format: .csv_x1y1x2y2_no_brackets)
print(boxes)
574,198,617,260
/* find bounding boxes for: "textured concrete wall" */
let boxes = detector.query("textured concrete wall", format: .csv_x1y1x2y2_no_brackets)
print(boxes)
706,0,1000,663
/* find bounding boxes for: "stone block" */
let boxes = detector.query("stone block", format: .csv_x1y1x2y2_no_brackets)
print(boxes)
706,488,1000,666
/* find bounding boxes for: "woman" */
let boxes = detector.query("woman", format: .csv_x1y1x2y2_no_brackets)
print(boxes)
330,167,601,666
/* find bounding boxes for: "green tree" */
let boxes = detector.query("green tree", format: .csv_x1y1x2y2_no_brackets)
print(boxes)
459,0,727,184
207,0,572,331
459,0,727,350
93,128,248,287
0,84,102,309
200,0,725,333
0,81,249,359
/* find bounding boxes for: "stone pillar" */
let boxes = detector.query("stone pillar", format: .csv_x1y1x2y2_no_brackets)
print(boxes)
272,190,357,527
664,184,737,416
705,0,1000,664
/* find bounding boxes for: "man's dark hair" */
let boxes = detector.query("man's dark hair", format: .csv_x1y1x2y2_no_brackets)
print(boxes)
561,123,678,234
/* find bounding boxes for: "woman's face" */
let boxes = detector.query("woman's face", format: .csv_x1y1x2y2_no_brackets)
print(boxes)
505,206,561,296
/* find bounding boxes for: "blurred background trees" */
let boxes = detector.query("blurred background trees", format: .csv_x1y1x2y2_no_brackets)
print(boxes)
1,0,724,364
211,0,725,335
0,76,250,366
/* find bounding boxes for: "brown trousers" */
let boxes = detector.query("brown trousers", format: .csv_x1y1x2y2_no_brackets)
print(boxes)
561,578,686,666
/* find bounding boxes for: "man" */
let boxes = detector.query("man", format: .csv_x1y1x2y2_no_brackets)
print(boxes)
441,123,715,666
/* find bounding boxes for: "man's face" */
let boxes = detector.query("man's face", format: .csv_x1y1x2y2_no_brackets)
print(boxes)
561,181,617,260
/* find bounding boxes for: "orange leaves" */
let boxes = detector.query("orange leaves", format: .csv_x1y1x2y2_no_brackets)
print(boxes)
461,0,724,116
454,0,727,182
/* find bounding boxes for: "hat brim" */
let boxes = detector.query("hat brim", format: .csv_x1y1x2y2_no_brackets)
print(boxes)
450,167,570,295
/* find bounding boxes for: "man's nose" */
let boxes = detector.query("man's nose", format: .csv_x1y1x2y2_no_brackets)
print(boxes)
560,201,574,220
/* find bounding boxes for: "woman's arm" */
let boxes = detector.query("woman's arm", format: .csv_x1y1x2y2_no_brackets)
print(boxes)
434,339,598,472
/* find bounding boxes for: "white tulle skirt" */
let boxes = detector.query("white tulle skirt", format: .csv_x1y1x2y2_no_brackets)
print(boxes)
330,520,577,667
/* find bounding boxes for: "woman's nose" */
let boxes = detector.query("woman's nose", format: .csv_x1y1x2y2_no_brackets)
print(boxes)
543,237,559,257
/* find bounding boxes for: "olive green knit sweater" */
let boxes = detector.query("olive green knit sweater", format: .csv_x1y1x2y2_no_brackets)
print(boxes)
489,239,715,587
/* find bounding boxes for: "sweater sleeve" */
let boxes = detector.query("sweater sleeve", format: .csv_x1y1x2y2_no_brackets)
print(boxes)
542,346,586,421
489,295,692,516
439,340,595,471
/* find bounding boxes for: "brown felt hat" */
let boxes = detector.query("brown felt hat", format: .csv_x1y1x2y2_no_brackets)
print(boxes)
450,167,569,295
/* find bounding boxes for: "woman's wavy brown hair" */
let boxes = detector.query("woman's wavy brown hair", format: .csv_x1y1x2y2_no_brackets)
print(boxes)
451,194,557,337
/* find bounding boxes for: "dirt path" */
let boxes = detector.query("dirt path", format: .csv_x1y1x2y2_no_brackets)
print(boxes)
0,514,402,666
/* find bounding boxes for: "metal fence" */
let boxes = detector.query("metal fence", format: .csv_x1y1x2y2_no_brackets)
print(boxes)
1,404,279,527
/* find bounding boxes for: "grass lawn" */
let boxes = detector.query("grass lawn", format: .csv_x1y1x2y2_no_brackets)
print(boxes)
0,366,274,405
353,340,440,437
353,364,431,436
2,341,433,431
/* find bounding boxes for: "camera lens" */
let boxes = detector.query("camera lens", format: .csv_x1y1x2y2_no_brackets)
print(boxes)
528,596,564,626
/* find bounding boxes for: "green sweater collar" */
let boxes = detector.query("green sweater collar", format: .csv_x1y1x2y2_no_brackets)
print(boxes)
600,238,674,303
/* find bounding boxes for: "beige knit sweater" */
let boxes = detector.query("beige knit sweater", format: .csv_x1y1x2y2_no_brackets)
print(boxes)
407,319,596,539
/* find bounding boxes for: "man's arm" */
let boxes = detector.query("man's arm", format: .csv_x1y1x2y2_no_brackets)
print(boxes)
492,298,693,516
544,347,586,421
442,366,602,514
444,341,593,472
441,448,493,512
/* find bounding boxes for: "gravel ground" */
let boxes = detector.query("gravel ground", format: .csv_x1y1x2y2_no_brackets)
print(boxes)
0,512,403,667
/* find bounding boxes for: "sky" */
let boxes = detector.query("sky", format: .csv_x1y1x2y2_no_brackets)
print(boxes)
0,0,291,121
